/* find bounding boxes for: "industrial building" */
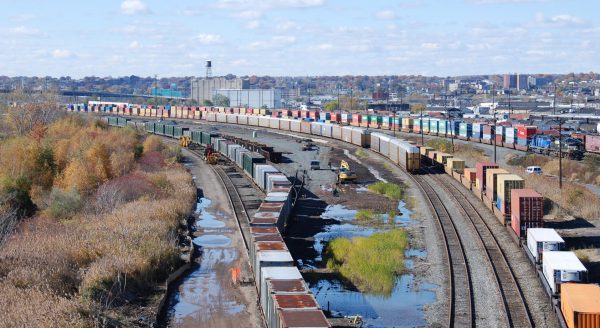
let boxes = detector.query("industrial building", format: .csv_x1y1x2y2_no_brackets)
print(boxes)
190,77,249,104
213,88,283,109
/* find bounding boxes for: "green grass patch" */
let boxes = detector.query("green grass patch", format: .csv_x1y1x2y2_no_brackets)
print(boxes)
368,182,404,200
325,229,408,295
355,148,368,159
355,209,377,221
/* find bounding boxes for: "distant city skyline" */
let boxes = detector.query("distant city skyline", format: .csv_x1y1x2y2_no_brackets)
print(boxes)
0,0,599,78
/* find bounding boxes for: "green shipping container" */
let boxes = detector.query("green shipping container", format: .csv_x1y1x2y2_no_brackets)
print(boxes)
191,130,202,143
174,127,188,138
164,125,175,137
145,122,155,133
370,115,382,124
154,123,165,135
242,152,266,178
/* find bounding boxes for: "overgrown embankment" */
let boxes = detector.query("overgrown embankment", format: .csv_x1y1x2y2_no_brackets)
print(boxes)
0,114,195,326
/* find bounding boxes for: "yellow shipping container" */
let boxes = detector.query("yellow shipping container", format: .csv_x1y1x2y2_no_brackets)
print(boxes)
436,152,453,165
486,168,509,199
497,174,525,203
447,158,465,173
420,146,434,156
561,283,600,328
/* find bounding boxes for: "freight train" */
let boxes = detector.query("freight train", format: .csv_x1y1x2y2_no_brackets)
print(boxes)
100,110,599,328
69,102,600,159
104,117,331,328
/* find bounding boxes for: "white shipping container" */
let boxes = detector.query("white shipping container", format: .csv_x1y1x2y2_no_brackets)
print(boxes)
527,228,565,264
542,251,587,294
321,123,333,138
269,117,280,129
227,144,242,161
260,267,302,298
267,175,290,193
255,164,279,190
254,251,294,291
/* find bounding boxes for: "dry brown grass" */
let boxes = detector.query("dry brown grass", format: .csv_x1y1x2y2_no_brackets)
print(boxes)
0,115,196,325
507,153,600,186
503,165,600,219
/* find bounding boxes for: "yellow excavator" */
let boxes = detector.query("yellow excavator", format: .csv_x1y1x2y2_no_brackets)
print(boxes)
337,160,356,183
179,136,192,147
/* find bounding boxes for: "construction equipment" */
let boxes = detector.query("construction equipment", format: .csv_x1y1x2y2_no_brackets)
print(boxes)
344,315,364,327
204,145,219,165
179,135,191,147
337,160,356,183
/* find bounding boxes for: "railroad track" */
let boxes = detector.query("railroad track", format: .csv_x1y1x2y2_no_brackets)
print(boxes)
411,174,474,328
427,168,533,328
188,148,252,250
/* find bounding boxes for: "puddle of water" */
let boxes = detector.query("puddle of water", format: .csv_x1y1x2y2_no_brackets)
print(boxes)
308,274,437,328
343,149,388,183
195,198,227,229
193,234,231,247
302,204,436,327
166,195,244,326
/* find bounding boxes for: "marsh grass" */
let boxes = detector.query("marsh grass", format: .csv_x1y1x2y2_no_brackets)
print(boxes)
368,182,404,200
325,229,408,296
355,148,368,159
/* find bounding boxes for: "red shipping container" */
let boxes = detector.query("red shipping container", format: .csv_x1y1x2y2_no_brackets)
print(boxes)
428,151,437,160
309,111,319,119
483,125,493,135
330,113,340,122
475,162,498,191
510,189,544,238
495,135,503,143
291,110,300,118
351,114,361,125
464,168,476,182
518,126,537,138
586,134,600,153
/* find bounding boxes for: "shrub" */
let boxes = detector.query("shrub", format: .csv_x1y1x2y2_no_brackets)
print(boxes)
355,148,368,159
355,209,376,221
46,188,82,220
142,135,164,154
368,182,404,200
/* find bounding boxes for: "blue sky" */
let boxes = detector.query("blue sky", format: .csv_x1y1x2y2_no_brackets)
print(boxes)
0,0,598,77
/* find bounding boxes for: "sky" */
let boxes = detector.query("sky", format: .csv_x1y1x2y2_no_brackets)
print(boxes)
0,0,599,78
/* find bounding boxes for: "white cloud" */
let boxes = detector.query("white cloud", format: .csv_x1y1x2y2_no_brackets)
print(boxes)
232,10,262,19
231,58,249,66
468,0,546,4
129,41,141,49
121,0,149,15
216,0,325,10
51,49,73,59
421,42,439,50
246,20,261,29
376,10,396,20
272,36,296,44
5,26,42,36
317,43,334,50
194,33,222,45
178,8,202,16
532,13,586,28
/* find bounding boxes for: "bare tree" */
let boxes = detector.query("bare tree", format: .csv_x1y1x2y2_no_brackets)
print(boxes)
89,182,124,215
5,91,63,136
0,193,19,245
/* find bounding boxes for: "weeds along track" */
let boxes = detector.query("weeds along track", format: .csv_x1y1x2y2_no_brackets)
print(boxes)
426,168,533,328
411,174,474,327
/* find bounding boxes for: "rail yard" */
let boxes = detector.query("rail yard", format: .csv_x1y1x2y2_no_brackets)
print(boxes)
77,100,600,328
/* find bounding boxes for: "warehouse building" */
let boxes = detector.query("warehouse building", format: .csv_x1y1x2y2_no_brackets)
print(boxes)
213,89,283,109
190,77,249,104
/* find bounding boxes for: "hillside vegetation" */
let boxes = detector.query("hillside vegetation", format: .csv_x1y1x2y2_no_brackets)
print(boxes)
0,105,195,326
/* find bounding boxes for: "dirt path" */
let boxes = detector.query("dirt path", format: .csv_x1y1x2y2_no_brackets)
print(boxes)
164,149,264,328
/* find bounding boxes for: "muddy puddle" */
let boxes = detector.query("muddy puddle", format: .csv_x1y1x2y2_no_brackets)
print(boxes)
164,197,244,327
299,203,437,327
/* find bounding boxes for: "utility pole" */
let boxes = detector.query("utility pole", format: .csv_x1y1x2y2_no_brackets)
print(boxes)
553,83,557,116
420,103,424,145
559,119,563,190
492,83,497,163
337,84,341,116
